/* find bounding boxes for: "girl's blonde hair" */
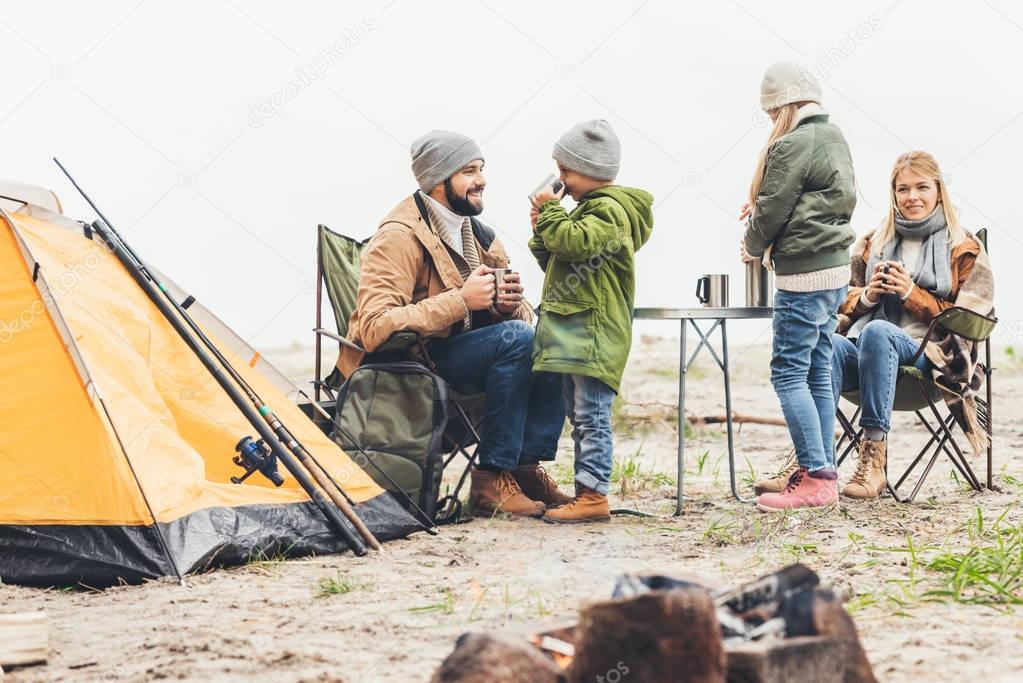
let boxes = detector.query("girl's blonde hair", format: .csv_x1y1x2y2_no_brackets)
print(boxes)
748,102,802,205
873,151,966,256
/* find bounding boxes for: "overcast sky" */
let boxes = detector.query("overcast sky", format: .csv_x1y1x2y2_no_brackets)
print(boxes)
3,0,1020,351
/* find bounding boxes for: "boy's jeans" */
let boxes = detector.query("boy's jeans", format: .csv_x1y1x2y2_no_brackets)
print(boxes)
831,320,932,433
770,287,847,473
562,374,615,495
427,320,566,470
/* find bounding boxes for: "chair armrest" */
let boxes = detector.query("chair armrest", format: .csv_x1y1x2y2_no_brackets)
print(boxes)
313,327,364,352
314,328,420,354
375,330,420,353
908,306,998,366
934,306,998,342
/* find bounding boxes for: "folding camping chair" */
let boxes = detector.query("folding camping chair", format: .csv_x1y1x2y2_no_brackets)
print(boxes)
310,224,484,524
835,228,996,503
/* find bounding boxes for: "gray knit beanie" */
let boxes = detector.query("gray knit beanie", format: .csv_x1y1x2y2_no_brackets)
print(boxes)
760,61,822,111
410,130,484,193
552,119,620,181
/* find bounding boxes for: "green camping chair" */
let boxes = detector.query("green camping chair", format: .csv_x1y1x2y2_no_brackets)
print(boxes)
835,228,996,503
310,224,484,524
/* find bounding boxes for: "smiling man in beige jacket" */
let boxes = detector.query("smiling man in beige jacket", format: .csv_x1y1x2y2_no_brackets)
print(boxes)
339,130,568,518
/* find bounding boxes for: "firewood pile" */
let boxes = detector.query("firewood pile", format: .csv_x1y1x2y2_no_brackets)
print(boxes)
431,564,877,683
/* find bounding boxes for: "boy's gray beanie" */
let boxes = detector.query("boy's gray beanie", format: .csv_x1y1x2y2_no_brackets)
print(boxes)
552,119,620,180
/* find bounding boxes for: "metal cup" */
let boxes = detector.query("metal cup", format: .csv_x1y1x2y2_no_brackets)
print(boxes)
745,260,773,307
696,274,728,307
528,173,564,203
493,268,511,305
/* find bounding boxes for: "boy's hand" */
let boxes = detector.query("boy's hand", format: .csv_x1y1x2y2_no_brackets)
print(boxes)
494,272,524,314
460,265,496,311
529,205,539,231
531,185,563,207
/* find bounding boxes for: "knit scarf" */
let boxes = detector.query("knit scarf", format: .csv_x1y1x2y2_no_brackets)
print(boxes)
850,207,952,336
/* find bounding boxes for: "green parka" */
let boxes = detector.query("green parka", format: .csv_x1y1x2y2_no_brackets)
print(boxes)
529,186,654,392
743,114,856,275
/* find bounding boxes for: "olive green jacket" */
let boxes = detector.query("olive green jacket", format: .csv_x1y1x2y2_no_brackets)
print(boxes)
743,114,857,275
528,186,654,392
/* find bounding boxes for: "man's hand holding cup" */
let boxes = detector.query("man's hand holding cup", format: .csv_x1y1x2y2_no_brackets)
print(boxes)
493,269,523,315
460,266,496,311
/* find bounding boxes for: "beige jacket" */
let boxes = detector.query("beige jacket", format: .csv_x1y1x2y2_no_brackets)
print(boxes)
338,195,531,377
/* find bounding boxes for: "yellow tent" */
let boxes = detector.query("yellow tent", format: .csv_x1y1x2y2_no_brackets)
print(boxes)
0,182,418,587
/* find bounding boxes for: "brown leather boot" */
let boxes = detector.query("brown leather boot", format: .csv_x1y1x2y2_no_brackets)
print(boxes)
842,440,887,500
542,486,611,524
512,464,572,508
470,469,545,518
754,456,800,495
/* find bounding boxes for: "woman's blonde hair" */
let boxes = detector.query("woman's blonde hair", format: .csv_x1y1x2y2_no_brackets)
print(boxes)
748,102,802,205
873,151,966,256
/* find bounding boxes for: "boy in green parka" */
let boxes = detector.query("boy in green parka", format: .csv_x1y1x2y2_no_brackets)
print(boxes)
528,119,654,524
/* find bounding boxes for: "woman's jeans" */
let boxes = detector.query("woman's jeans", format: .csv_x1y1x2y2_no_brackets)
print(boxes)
771,287,847,473
831,319,932,433
562,374,616,495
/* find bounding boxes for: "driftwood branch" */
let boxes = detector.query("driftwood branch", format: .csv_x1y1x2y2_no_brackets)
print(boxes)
691,413,787,428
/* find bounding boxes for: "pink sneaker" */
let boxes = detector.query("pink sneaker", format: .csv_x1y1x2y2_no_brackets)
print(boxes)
756,467,837,512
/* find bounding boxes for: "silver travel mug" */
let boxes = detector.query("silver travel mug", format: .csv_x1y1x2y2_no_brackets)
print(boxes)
696,274,729,307
745,259,773,307
493,268,511,304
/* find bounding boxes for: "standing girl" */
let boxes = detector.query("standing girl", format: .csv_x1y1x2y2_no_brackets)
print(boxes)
740,61,857,512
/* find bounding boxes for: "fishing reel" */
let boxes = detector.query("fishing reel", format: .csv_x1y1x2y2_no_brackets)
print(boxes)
231,436,284,486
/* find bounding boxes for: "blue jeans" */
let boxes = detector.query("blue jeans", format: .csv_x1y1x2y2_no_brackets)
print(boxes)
831,319,932,433
427,320,566,470
562,374,615,495
771,287,847,473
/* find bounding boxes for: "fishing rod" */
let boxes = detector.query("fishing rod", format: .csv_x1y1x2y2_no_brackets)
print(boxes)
53,158,371,557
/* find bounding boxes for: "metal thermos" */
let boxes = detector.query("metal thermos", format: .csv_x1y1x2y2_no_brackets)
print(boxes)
696,274,729,307
745,260,773,307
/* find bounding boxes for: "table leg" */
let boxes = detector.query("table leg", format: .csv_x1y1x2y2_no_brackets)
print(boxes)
676,319,688,516
721,320,754,503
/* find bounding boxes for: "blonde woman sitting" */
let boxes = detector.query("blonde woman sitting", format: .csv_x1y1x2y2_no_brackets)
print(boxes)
826,152,993,501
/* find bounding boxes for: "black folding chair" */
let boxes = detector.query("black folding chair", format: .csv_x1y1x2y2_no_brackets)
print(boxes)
835,229,996,503
309,224,484,523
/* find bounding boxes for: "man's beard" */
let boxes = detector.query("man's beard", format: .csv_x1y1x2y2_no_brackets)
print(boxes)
444,179,483,216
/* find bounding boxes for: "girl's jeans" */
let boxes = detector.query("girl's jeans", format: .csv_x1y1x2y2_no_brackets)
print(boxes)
770,286,848,473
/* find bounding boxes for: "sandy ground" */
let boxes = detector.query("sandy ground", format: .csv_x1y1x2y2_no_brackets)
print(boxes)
4,338,1023,682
